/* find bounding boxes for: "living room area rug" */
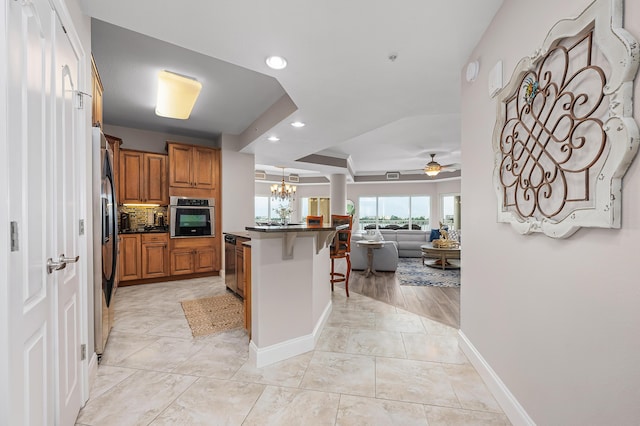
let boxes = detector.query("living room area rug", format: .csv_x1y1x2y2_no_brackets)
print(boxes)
396,258,460,287
180,293,244,337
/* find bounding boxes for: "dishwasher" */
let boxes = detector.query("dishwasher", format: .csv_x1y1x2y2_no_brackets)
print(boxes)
224,234,237,293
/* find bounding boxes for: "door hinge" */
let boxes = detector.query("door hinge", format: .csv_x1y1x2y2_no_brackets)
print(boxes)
79,219,85,236
10,221,19,251
80,344,86,360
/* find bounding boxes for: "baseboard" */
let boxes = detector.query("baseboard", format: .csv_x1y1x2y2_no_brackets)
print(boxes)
458,331,535,426
250,301,332,368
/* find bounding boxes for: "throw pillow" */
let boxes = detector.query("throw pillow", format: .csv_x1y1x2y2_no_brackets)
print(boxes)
429,229,440,241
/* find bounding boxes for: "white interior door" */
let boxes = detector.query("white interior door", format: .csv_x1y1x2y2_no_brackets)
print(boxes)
6,0,56,423
53,13,83,426
4,0,83,424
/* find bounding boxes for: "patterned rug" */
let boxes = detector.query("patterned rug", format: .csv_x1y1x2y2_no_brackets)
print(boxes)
180,293,244,337
396,258,460,287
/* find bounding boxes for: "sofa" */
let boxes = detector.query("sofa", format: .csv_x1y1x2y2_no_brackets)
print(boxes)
350,232,399,272
378,230,431,258
350,228,460,271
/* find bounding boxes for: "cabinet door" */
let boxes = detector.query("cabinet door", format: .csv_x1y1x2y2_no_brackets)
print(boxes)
171,250,194,275
235,247,245,298
119,150,144,203
141,234,168,279
142,243,168,278
243,245,251,336
192,147,216,189
119,234,141,281
144,153,168,204
91,56,103,128
194,248,215,273
168,144,193,188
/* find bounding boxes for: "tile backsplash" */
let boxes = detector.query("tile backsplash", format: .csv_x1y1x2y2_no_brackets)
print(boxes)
119,205,168,231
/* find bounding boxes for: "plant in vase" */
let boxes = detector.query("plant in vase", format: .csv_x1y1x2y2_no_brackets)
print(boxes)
273,204,294,225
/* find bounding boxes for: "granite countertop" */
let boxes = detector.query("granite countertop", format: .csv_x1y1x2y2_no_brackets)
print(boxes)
246,224,340,233
119,226,169,235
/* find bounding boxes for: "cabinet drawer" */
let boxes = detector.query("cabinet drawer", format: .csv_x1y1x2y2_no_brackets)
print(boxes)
141,233,168,243
171,237,214,250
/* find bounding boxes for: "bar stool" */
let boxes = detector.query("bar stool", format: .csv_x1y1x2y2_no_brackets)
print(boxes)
330,215,352,297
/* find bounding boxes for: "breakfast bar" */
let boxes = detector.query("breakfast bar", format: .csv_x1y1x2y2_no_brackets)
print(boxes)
245,224,339,367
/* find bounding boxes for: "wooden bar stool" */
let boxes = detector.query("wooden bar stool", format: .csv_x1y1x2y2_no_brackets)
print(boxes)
306,215,323,227
330,215,352,297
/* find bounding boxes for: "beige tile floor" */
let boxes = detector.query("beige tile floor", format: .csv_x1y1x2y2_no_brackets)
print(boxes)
76,277,511,425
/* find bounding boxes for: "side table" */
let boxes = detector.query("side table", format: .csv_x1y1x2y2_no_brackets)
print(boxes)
355,240,385,277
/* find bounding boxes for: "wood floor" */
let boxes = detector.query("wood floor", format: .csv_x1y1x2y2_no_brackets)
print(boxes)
333,262,460,329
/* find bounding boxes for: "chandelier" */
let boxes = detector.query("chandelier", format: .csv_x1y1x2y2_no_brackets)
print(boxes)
270,167,296,202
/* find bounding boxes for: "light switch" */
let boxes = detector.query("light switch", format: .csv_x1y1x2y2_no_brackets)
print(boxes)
488,60,503,97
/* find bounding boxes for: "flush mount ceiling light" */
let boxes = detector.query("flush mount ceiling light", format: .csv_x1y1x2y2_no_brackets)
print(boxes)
155,70,202,120
267,136,280,142
265,55,287,70
290,121,305,128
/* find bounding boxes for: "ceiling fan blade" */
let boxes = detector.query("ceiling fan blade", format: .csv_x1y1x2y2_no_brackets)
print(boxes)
440,163,461,172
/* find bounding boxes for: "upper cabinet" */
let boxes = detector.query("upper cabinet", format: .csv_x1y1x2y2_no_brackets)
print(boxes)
119,149,168,205
91,55,103,129
167,142,219,191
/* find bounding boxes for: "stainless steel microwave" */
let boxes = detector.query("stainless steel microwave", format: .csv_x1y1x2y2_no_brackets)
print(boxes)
169,196,215,238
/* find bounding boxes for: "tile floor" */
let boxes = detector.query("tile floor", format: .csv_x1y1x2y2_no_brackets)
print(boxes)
76,277,510,425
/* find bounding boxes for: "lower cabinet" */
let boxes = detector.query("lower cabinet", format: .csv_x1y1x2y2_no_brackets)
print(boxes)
243,243,252,338
235,242,245,298
170,237,216,275
119,234,141,281
119,233,169,282
141,233,169,279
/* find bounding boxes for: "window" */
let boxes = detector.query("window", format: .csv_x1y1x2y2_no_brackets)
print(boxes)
358,196,430,231
255,196,270,223
440,194,461,229
255,196,294,223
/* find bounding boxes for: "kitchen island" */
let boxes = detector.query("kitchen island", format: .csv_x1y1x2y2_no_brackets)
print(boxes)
245,224,339,367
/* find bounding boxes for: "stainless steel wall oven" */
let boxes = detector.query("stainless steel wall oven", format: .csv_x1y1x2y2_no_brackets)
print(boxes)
170,196,215,238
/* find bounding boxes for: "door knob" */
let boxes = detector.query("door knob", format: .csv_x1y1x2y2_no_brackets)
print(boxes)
46,254,79,274
59,254,80,263
47,258,67,274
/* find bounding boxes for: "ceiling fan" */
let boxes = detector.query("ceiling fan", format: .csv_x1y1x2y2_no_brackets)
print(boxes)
423,153,457,177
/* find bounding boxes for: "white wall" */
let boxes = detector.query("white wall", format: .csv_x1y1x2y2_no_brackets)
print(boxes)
460,0,640,424
221,134,255,233
102,124,218,153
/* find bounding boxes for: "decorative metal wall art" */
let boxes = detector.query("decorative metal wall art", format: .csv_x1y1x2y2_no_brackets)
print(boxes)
493,0,639,238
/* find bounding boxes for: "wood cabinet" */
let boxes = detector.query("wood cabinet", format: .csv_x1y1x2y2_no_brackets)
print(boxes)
119,233,169,282
243,243,252,337
170,237,217,275
105,134,122,198
91,55,103,128
167,142,218,190
141,233,169,279
119,234,141,281
119,149,168,205
234,237,250,298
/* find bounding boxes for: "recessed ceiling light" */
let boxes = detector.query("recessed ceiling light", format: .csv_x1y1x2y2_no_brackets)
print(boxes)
265,56,287,70
267,136,280,142
290,121,305,128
